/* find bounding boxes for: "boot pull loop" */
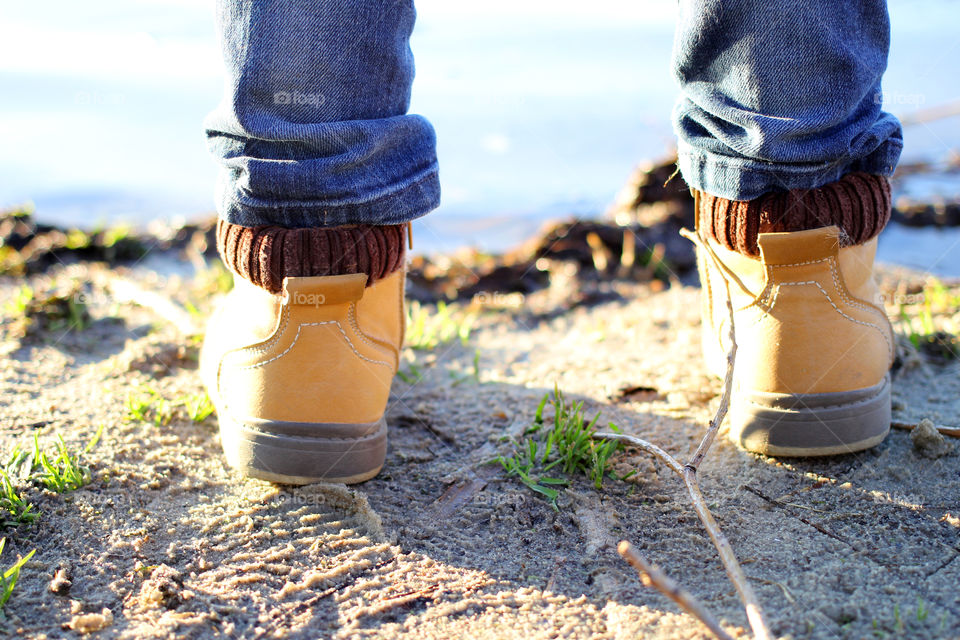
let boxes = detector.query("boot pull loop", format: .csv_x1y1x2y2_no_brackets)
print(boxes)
692,189,701,231
282,273,368,307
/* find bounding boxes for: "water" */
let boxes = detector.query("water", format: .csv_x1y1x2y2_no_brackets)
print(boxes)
1,0,958,274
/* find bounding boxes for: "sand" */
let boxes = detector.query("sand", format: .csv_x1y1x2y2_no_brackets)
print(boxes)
1,259,958,640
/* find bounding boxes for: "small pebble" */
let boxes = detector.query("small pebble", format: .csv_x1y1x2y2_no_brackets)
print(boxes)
911,419,953,459
48,566,72,595
66,608,113,634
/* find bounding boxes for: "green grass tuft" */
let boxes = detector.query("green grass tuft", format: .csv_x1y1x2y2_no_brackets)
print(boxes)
4,285,34,317
399,301,480,388
31,425,102,494
896,278,960,361
126,387,172,425
0,470,38,529
1,426,103,528
0,538,35,609
396,361,423,385
125,387,215,425
406,300,476,350
3,283,92,338
495,384,623,510
184,393,215,423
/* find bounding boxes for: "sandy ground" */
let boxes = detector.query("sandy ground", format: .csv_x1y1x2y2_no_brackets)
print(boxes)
1,259,959,640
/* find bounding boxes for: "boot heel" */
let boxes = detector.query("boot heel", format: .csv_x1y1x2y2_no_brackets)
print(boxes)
218,415,387,485
728,375,891,457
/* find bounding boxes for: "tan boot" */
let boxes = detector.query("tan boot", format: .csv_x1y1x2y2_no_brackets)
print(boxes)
200,270,404,483
695,224,894,456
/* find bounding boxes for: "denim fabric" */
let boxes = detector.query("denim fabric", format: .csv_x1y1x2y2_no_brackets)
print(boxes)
207,1,903,226
204,0,439,228
672,0,903,201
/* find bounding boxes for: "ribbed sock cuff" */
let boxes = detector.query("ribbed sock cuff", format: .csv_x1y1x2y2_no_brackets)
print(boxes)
216,221,406,294
697,172,892,257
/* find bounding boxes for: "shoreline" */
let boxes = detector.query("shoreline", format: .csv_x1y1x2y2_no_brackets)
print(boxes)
4,157,960,288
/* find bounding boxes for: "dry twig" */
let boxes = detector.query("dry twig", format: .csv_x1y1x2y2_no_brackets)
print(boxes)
618,541,735,640
891,421,960,438
595,233,773,640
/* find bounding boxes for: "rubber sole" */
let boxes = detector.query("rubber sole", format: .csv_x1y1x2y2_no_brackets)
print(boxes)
217,413,387,485
728,375,891,456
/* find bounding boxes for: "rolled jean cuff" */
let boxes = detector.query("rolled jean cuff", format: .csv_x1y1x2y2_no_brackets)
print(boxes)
678,138,903,202
216,164,440,229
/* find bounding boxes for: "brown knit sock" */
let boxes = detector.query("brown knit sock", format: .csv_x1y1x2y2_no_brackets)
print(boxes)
697,172,892,257
216,220,406,294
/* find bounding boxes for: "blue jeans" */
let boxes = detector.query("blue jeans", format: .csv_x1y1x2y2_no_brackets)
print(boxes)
206,1,902,227
204,0,440,228
672,0,902,200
